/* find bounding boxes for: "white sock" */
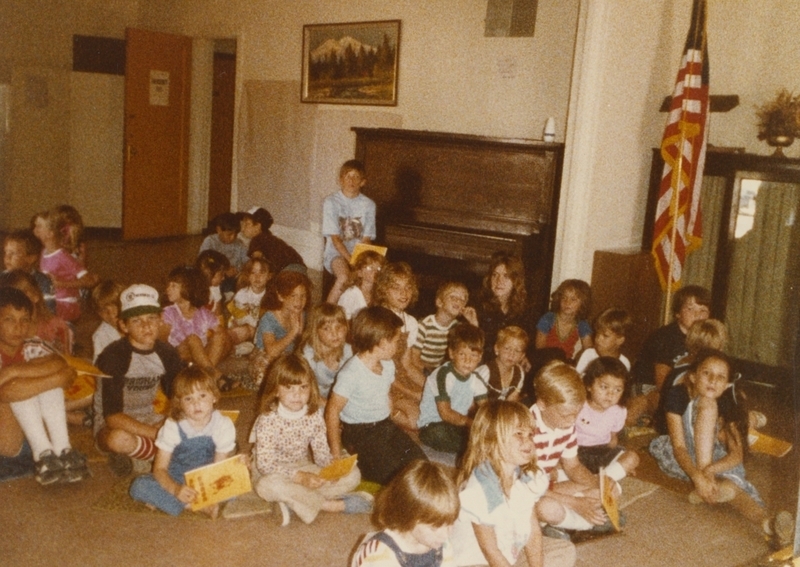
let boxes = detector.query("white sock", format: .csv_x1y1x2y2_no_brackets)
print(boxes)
39,387,71,455
9,395,53,459
554,507,595,531
604,460,627,482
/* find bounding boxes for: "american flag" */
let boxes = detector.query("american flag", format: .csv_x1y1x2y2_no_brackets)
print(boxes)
651,0,709,291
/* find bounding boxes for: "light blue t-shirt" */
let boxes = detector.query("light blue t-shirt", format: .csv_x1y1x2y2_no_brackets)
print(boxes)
302,342,353,399
255,311,292,352
321,190,376,272
332,354,394,424
417,362,488,429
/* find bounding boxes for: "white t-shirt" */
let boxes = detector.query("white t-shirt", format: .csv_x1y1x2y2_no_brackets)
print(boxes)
155,410,236,455
92,321,121,363
338,286,367,320
451,461,549,566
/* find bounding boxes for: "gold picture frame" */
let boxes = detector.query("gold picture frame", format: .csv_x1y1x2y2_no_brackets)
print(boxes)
301,20,400,106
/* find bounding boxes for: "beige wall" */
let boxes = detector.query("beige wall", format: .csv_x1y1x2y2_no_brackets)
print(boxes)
1,0,799,280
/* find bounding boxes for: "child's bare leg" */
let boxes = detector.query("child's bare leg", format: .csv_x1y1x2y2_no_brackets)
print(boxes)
727,483,768,525
321,499,346,513
618,450,640,476
693,396,718,470
180,335,221,377
326,257,351,304
207,329,231,367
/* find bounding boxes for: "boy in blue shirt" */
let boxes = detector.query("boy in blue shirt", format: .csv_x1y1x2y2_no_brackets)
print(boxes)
417,324,488,454
322,160,376,304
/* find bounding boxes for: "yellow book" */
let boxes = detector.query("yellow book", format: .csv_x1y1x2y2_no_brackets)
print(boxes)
599,468,621,532
219,410,240,424
748,429,793,458
318,454,358,481
62,354,109,377
350,243,387,266
185,455,252,512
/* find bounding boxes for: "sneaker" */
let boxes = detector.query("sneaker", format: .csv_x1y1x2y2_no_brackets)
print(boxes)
108,453,133,477
59,448,90,483
341,491,374,514
769,510,795,550
542,525,572,541
749,410,768,430
35,450,65,486
277,501,291,527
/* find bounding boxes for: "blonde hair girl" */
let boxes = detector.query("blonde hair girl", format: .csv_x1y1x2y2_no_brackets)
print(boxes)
300,303,352,399
451,401,552,567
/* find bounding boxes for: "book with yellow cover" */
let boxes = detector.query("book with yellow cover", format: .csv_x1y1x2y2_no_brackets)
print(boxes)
318,454,358,481
62,354,108,401
599,468,621,531
185,455,252,511
350,243,387,266
219,410,240,424
748,429,792,458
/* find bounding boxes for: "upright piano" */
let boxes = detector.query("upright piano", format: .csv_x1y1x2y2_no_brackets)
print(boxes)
353,127,564,318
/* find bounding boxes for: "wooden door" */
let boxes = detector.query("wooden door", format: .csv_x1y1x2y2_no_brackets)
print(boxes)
123,28,192,239
207,51,236,222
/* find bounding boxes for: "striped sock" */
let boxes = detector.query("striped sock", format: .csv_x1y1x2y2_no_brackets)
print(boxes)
128,436,156,460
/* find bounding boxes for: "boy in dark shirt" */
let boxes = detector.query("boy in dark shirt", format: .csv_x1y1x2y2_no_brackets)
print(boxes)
94,284,184,476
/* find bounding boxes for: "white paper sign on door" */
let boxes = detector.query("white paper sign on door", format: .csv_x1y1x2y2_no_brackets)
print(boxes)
149,70,170,106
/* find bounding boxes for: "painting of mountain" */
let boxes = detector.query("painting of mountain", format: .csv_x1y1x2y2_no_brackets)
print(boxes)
302,20,401,105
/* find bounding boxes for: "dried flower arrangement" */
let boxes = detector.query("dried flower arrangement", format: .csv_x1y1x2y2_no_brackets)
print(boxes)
756,89,800,141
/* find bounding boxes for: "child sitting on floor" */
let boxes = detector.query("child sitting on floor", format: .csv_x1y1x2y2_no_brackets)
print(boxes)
300,303,352,400
160,266,231,390
95,284,185,476
130,365,237,518
91,280,124,363
195,249,230,317
475,325,528,404
575,357,639,481
417,324,487,454
252,354,367,526
351,460,460,567
574,308,632,374
410,281,478,377
337,249,385,320
0,287,89,485
1,229,55,314
325,306,427,485
451,400,576,567
649,349,793,549
535,279,593,362
227,257,271,353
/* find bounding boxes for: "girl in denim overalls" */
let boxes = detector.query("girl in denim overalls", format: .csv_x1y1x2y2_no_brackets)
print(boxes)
130,366,237,518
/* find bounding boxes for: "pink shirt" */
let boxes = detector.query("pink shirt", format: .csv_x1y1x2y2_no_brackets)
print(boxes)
575,401,626,447
162,304,219,347
39,248,87,322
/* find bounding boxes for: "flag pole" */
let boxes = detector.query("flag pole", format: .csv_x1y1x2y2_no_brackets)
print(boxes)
660,0,705,326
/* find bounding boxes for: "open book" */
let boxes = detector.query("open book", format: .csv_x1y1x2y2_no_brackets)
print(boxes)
599,468,621,532
350,243,387,265
185,455,252,511
318,454,358,481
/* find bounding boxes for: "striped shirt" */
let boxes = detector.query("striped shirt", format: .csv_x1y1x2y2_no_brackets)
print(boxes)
413,314,456,369
531,403,578,475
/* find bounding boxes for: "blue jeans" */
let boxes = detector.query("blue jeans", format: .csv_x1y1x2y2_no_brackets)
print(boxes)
130,428,216,515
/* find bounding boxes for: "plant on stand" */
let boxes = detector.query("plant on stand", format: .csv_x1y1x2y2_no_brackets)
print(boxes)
756,89,800,156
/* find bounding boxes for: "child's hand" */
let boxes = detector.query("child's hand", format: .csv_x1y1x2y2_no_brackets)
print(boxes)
175,484,197,504
287,311,303,338
692,471,718,503
571,494,607,525
236,453,251,469
293,470,326,489
462,306,479,326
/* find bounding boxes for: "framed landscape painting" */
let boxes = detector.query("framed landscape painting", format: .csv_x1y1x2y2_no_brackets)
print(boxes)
301,20,401,106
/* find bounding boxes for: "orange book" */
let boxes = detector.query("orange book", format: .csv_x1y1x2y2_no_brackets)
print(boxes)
185,455,252,512
350,243,387,265
599,468,621,532
318,454,358,481
748,429,792,458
